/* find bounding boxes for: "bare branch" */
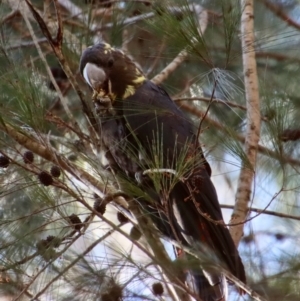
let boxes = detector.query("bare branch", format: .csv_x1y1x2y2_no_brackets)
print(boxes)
152,5,208,85
25,0,99,142
229,0,261,246
221,204,300,221
179,102,300,169
21,5,75,123
53,0,63,47
0,122,129,208
151,49,190,85
260,0,300,31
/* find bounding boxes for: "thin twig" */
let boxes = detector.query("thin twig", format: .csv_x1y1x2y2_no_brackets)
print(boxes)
40,181,195,300
221,204,300,221
146,40,166,76
174,96,247,111
0,9,20,25
93,11,155,32
151,49,189,85
128,202,194,301
29,227,117,300
174,97,269,121
152,5,208,85
255,51,300,64
5,38,48,50
260,0,300,31
0,122,129,208
21,7,75,123
14,232,83,301
178,102,300,168
25,0,99,146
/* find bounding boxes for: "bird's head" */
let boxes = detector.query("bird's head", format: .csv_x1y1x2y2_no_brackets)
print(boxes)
80,43,146,101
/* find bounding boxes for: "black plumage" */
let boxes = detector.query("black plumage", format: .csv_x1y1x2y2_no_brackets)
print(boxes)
80,43,246,301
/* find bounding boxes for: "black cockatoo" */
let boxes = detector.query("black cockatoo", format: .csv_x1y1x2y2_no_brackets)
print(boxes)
79,43,246,301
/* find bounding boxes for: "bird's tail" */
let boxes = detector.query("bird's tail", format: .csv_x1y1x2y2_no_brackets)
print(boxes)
192,271,227,301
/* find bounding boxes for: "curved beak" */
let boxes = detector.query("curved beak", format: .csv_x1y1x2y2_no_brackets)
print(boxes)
83,62,107,92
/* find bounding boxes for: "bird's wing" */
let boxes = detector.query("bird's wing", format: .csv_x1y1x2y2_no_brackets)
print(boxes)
122,80,246,282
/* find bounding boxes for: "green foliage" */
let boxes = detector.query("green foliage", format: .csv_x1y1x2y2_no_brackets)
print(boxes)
1,0,300,300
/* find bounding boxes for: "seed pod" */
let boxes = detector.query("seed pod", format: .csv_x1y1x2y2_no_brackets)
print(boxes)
49,67,68,90
50,165,61,178
242,234,254,244
68,214,83,231
281,128,300,142
101,293,110,301
117,212,129,224
101,282,122,301
94,194,106,215
46,235,61,248
109,283,123,300
275,233,285,241
152,282,164,296
129,226,142,241
0,156,9,168
68,154,77,161
38,171,53,186
36,239,49,252
41,248,57,262
23,151,34,164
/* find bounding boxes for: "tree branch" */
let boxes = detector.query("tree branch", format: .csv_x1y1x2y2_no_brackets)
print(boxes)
221,204,300,221
0,122,128,208
152,5,208,85
259,0,300,31
229,0,261,246
178,102,300,167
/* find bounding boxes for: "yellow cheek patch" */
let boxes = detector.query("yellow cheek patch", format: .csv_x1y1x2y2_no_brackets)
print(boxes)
103,43,113,55
103,43,112,50
132,75,146,84
109,92,116,101
123,85,136,99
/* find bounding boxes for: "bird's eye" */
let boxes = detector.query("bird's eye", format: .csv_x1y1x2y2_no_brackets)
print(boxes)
107,58,114,67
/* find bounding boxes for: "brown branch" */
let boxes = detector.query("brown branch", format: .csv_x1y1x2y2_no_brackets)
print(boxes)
0,9,20,25
21,7,76,125
255,51,300,64
22,168,216,301
178,102,300,168
151,49,190,85
174,97,270,121
151,5,208,85
5,38,48,50
0,122,128,208
24,0,55,45
13,232,83,301
25,0,99,145
0,252,38,273
260,0,300,31
175,96,248,111
53,0,63,47
221,204,300,221
29,228,117,301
